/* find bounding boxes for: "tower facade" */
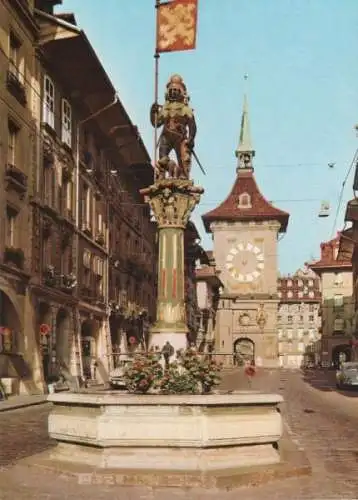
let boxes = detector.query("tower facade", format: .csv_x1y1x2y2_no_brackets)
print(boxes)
202,97,289,367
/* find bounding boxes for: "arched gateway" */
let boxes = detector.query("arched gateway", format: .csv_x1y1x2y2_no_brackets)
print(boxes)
233,337,255,366
332,344,351,368
0,290,21,354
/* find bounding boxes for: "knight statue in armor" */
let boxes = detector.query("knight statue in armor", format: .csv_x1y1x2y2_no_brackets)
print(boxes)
150,74,197,180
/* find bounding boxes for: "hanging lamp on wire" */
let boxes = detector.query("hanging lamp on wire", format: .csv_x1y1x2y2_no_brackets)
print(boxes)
318,200,330,218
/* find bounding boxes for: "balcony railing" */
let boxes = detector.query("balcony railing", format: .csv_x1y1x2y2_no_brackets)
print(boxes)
4,246,25,270
80,286,105,305
107,351,238,369
43,266,77,292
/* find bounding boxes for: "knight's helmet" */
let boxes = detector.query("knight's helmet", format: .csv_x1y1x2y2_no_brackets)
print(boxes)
165,74,188,102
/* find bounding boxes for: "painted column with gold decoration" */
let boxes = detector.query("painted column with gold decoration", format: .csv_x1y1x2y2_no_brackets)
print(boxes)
140,179,203,352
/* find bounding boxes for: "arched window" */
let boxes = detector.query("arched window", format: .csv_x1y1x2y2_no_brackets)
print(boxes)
238,192,251,208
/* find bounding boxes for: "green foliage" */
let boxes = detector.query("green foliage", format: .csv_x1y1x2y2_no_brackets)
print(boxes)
124,349,223,395
176,349,223,393
159,362,198,394
123,352,163,394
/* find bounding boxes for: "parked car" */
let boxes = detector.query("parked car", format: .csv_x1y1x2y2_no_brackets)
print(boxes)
336,362,358,389
109,359,132,389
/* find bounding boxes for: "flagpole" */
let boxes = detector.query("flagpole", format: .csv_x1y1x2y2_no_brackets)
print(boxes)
154,0,161,174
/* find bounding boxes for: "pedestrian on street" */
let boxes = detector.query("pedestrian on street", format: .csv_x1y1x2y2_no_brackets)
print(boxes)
244,360,256,388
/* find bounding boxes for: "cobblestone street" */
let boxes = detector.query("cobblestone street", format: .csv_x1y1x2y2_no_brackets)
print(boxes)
0,369,358,499
0,403,55,468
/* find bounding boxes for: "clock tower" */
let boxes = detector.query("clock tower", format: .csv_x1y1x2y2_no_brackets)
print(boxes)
202,96,289,367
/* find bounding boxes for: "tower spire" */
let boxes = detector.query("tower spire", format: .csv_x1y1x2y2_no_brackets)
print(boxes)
235,92,255,171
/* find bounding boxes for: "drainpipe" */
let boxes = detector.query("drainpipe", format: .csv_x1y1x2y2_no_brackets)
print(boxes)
105,188,112,373
74,94,118,378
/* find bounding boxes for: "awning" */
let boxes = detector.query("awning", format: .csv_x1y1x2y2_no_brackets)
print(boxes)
0,353,32,379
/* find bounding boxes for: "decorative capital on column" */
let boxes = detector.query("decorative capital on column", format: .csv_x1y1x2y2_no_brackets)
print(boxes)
140,179,204,229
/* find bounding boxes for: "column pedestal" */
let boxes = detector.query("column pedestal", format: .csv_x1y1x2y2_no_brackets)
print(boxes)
140,179,204,352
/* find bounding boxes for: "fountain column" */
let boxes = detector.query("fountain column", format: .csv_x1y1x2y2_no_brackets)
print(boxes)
141,179,203,352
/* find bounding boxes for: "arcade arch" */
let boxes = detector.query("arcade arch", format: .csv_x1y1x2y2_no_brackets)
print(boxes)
0,290,21,354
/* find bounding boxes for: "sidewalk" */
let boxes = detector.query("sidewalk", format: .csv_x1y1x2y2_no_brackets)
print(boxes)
0,394,48,413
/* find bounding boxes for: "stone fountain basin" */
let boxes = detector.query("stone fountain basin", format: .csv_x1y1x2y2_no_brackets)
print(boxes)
47,391,283,474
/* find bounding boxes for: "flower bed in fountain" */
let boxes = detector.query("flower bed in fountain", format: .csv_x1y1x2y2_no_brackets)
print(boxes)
122,348,223,394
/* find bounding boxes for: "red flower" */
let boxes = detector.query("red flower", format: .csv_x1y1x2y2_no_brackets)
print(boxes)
245,365,256,377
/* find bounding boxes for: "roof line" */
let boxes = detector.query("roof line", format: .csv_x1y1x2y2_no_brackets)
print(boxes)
202,169,289,232
34,8,81,33
309,262,352,269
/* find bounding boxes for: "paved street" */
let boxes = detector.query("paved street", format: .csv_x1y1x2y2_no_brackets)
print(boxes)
0,369,358,499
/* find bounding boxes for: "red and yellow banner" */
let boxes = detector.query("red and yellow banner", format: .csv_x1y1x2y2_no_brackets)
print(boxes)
156,0,198,53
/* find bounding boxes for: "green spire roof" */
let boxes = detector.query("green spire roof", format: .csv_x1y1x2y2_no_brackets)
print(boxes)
236,94,254,154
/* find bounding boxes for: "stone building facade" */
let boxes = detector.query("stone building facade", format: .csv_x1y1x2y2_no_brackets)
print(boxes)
195,251,222,353
0,1,157,394
0,0,42,395
202,96,289,367
309,233,353,367
277,267,321,368
184,222,208,344
337,171,358,360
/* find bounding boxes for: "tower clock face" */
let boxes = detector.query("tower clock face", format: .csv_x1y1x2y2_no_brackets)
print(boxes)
225,242,264,283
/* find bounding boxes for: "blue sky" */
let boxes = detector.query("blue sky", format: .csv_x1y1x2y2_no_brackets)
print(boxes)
58,0,358,274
